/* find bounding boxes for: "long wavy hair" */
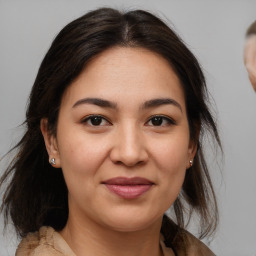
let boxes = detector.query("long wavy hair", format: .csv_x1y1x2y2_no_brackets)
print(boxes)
0,7,221,239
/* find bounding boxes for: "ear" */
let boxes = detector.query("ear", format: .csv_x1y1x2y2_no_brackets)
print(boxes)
40,118,61,168
187,138,198,169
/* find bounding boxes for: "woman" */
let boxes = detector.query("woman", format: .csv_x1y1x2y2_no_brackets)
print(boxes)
0,7,221,256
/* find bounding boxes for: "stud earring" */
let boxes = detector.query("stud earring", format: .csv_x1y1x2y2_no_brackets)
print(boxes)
189,159,193,167
50,158,56,165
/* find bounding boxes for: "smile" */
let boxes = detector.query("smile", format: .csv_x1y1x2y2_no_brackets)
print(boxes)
102,177,154,199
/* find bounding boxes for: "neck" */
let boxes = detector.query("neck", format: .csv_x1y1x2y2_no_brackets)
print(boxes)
60,212,164,256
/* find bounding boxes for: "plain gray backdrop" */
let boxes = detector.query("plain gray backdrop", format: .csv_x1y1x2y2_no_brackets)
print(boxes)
1,0,256,255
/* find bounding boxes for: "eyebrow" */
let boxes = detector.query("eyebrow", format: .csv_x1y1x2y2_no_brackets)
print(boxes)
72,97,182,112
142,98,182,112
72,98,117,109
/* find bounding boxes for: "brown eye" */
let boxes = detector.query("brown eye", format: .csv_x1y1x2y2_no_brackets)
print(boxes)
146,116,175,127
82,115,110,126
151,117,163,126
90,116,103,126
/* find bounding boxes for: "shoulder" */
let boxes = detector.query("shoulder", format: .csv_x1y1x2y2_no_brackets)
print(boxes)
172,229,215,256
16,226,75,256
161,215,215,256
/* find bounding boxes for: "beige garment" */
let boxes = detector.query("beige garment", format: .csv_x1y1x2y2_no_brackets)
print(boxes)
170,231,215,256
16,227,173,256
16,225,214,256
16,227,75,256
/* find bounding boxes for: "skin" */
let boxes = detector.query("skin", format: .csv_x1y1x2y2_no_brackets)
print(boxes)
41,47,197,256
244,35,256,91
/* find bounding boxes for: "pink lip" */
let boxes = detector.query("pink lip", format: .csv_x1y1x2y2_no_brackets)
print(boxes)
102,177,154,199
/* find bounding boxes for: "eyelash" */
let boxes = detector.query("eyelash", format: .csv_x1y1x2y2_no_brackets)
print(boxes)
81,115,176,127
146,115,176,127
81,115,111,126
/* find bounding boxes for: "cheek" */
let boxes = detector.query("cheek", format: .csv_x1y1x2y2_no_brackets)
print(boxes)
56,129,109,178
152,136,189,173
56,133,110,206
151,136,189,199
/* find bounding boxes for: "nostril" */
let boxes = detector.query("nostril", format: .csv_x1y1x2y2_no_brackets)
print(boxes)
114,160,124,166
112,159,146,167
137,161,146,166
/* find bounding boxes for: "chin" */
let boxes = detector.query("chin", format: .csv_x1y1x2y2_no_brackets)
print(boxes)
101,211,163,232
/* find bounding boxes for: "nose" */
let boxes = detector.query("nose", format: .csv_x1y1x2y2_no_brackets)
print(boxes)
109,124,149,167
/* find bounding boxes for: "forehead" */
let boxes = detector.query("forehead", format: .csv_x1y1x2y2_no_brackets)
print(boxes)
61,47,185,108
244,35,256,58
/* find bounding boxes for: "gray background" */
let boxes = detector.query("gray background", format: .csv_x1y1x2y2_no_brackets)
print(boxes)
0,0,256,255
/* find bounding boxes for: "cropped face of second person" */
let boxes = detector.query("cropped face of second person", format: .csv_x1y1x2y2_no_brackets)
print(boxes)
41,47,197,233
244,35,256,91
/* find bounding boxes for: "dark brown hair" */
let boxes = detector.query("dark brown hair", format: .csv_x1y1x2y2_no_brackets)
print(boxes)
0,7,221,239
246,20,256,36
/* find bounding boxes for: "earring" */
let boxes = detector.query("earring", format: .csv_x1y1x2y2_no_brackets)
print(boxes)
189,159,193,167
50,158,56,165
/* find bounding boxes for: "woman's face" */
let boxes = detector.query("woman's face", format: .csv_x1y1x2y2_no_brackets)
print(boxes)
43,47,196,232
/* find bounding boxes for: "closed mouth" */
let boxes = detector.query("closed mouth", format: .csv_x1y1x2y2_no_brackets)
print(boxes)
102,177,154,199
102,176,154,185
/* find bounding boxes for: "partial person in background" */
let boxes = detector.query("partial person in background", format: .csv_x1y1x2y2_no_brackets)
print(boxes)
244,20,256,91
